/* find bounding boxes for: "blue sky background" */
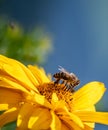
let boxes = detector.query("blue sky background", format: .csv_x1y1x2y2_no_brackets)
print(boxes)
0,1,108,129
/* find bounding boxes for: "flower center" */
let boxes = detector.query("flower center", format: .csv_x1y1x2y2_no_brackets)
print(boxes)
37,82,74,111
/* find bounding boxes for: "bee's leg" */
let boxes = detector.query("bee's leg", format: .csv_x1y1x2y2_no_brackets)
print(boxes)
64,82,70,91
66,83,71,91
70,83,75,92
70,89,75,93
64,81,68,86
54,78,60,84
70,83,74,88
61,80,65,84
62,81,67,90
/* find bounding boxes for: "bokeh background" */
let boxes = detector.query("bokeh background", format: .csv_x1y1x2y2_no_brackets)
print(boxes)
0,0,108,130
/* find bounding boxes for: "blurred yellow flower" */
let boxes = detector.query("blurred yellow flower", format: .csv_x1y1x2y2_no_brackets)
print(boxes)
0,55,108,130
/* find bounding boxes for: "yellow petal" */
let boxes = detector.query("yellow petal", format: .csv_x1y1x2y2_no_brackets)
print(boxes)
51,94,67,112
75,105,96,112
60,111,84,129
84,122,95,129
28,107,51,129
0,88,22,110
60,116,82,130
17,103,34,130
0,107,19,127
68,112,84,128
75,111,108,125
28,65,50,84
51,93,59,108
0,55,39,92
0,77,29,94
73,82,106,110
0,104,9,111
32,93,52,109
83,125,94,130
61,122,70,130
52,93,59,102
50,110,61,130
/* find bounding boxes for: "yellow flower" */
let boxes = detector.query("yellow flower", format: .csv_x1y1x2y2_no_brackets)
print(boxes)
0,55,108,130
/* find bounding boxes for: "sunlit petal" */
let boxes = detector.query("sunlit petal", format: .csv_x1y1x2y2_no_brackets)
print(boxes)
0,77,29,94
17,103,34,130
28,107,51,129
60,116,82,130
50,110,61,130
72,82,106,110
84,122,95,129
0,55,39,92
75,111,108,125
0,107,19,127
32,93,52,109
0,88,22,110
59,111,84,129
28,65,50,84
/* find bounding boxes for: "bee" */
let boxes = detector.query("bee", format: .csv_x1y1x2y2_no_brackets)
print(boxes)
53,66,80,92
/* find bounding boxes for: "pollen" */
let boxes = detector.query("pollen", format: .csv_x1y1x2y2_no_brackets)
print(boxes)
37,82,74,111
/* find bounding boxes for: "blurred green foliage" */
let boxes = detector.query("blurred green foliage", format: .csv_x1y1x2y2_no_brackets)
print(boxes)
0,17,53,65
1,122,16,130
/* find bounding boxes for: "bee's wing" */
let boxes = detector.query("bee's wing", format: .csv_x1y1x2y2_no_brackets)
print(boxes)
58,66,69,74
70,73,75,76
